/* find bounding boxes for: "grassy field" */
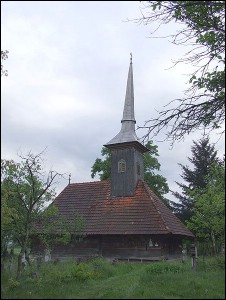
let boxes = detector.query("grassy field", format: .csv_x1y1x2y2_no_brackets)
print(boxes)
1,255,225,299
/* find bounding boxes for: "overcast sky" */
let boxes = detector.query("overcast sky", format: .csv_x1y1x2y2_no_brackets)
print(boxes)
2,1,225,202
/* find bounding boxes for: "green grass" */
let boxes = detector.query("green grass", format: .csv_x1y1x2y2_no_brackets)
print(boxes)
1,256,225,299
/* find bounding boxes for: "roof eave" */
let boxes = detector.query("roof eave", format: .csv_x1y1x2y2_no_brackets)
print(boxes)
104,141,149,153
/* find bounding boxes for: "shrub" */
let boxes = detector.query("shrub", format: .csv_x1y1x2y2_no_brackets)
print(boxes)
214,255,225,270
89,257,115,279
7,278,20,289
146,262,183,274
197,255,225,271
71,263,96,281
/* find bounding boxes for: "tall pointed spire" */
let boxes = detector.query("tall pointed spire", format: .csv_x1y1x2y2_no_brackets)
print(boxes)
105,54,140,146
121,53,136,124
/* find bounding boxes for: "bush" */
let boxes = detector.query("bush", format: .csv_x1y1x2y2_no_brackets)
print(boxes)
140,261,184,283
71,263,96,281
89,257,115,279
197,255,225,271
7,278,20,289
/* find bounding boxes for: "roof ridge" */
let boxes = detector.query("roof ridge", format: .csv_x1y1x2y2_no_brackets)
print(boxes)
69,180,110,185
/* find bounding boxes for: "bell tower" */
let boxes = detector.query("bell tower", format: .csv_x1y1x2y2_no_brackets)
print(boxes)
104,54,149,197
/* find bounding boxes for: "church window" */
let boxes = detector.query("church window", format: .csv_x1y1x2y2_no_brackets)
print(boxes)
118,159,126,173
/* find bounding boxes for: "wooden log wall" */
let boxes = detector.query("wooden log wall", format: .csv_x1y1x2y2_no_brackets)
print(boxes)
31,234,184,261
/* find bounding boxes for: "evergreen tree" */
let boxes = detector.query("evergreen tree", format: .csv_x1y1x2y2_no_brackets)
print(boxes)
171,137,220,222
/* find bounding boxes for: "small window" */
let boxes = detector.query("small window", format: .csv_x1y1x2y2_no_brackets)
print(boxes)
137,162,141,175
118,159,126,173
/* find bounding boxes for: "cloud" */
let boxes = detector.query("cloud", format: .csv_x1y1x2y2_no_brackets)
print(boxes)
2,1,225,201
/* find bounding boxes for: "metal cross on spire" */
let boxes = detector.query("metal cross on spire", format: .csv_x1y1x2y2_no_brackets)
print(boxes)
130,52,132,64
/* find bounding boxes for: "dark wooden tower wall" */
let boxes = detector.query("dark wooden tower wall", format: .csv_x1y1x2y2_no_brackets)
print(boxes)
111,145,144,197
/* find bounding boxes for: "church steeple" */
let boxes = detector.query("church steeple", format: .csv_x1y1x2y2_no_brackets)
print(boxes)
105,55,149,198
105,53,142,147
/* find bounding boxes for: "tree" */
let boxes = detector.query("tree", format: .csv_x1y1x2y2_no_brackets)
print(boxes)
1,50,9,76
91,147,111,181
170,137,220,222
1,150,65,276
91,141,170,202
132,1,225,145
37,206,85,255
1,160,18,258
1,160,20,257
143,140,169,200
186,161,225,255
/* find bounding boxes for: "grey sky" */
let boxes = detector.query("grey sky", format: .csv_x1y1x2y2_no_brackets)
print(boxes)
2,1,225,201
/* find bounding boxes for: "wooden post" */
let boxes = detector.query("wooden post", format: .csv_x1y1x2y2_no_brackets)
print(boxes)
190,244,197,270
191,257,197,269
182,246,187,263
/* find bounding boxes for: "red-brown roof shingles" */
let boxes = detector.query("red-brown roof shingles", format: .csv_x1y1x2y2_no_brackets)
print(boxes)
52,179,194,237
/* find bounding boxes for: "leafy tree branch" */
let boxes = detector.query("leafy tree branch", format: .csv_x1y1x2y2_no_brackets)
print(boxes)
129,1,225,145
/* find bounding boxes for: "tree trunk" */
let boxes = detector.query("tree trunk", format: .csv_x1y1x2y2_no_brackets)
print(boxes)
17,230,30,277
25,248,31,266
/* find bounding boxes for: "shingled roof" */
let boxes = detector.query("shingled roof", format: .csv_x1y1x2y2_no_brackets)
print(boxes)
53,179,194,237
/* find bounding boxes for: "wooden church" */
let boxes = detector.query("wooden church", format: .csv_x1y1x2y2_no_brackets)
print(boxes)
34,56,194,262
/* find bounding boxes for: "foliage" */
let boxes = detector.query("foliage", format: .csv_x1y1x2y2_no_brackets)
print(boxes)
143,141,169,200
38,207,85,251
91,147,111,180
141,261,184,278
132,1,225,145
186,161,225,255
91,141,170,202
45,262,96,284
1,257,225,299
7,277,20,289
1,160,19,256
197,255,225,272
170,137,220,222
1,50,8,76
1,150,63,276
